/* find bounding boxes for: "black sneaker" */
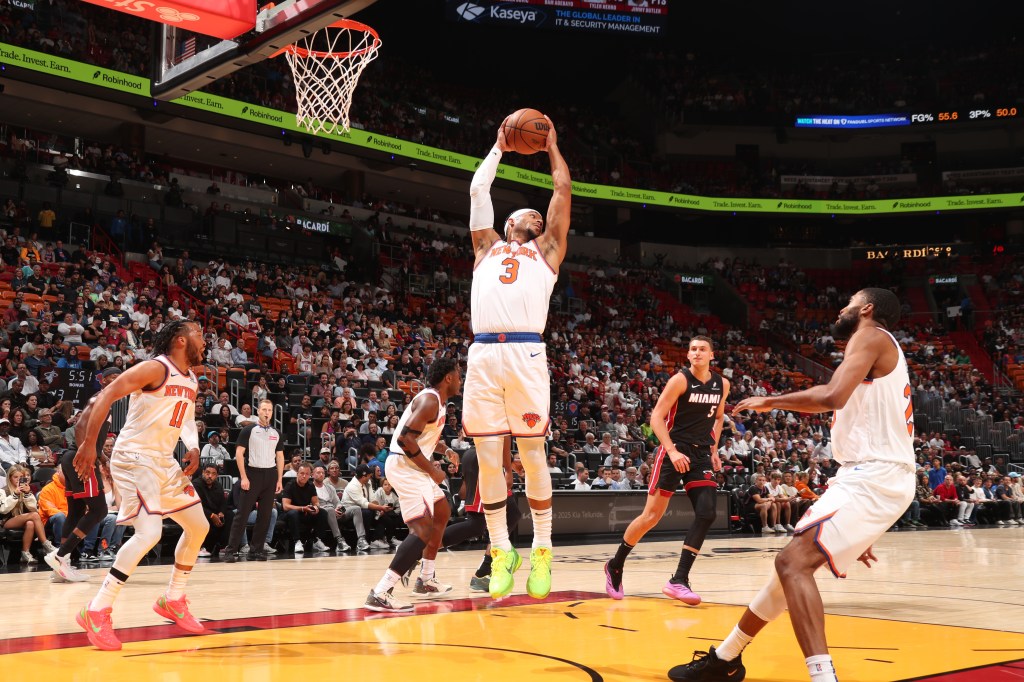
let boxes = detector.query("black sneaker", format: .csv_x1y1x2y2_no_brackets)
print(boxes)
667,647,745,681
79,552,99,563
225,552,238,564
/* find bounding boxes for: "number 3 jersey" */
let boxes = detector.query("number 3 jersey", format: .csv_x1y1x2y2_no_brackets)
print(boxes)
114,355,199,458
471,238,557,334
830,328,915,466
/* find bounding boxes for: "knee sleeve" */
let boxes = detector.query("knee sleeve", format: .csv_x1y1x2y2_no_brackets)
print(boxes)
749,565,788,623
171,503,210,565
112,509,163,574
475,437,508,505
517,438,551,501
683,486,717,549
389,533,426,576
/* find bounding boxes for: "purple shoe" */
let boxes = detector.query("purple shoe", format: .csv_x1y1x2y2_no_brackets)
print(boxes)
604,561,624,600
662,580,701,605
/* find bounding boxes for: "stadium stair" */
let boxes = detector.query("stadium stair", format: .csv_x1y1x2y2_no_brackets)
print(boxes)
949,330,993,382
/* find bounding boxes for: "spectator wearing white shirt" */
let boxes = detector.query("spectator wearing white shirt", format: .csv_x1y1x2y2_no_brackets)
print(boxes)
312,465,350,550
340,465,389,550
200,432,230,466
765,471,795,533
573,468,591,491
597,432,615,455
166,301,183,320
229,305,250,331
235,403,259,429
57,313,84,346
0,418,28,468
210,337,233,366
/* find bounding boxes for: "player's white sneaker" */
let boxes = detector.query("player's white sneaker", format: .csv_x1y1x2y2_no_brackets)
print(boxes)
44,550,89,582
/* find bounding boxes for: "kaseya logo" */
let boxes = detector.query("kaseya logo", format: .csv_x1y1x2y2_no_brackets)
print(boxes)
521,412,542,428
456,2,485,20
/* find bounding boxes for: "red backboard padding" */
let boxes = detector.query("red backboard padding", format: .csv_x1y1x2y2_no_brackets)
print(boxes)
81,0,256,41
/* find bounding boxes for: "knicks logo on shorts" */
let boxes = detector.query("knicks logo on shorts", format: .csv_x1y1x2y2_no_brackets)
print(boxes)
183,485,196,497
521,412,542,428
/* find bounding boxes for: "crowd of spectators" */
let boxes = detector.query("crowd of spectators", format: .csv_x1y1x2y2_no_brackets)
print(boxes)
3,0,1024,199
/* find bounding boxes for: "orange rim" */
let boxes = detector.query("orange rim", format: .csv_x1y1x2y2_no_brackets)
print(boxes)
272,19,380,60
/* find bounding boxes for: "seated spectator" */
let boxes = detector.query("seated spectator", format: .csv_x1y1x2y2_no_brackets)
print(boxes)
747,473,776,534
282,452,304,479
282,463,329,554
933,474,962,526
311,464,350,551
37,469,67,544
25,429,55,468
33,408,63,450
0,417,27,469
325,460,347,496
193,465,233,557
235,403,259,429
1,464,55,562
546,454,562,474
765,471,794,533
200,431,230,468
573,467,591,490
340,464,389,550
369,477,402,548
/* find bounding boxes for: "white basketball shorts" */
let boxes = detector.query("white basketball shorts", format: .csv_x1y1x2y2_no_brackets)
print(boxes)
385,454,446,522
111,450,201,524
462,341,550,438
793,460,915,578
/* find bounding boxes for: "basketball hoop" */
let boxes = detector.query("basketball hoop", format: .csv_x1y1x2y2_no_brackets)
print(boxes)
276,19,381,136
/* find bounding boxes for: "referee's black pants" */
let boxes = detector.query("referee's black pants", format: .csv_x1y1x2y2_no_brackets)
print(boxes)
226,466,278,552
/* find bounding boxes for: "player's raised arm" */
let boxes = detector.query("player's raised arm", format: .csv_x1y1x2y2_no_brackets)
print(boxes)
73,359,167,479
469,118,513,261
538,116,571,267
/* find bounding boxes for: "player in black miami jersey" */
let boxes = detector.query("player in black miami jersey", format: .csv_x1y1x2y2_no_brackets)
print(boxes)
604,336,729,605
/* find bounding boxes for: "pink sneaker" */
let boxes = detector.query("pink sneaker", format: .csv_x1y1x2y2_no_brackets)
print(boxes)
153,595,206,634
604,561,625,600
76,605,122,651
662,580,701,605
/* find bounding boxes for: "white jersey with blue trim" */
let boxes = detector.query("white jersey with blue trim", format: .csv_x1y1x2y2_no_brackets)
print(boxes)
114,355,198,459
830,329,915,466
471,239,557,335
388,388,445,457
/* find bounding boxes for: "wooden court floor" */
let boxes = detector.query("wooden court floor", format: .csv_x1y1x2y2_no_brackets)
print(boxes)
3,526,1022,681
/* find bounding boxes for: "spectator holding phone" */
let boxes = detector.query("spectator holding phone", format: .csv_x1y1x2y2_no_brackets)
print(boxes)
1,464,55,562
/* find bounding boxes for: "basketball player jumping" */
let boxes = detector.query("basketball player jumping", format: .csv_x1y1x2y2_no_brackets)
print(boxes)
73,320,209,651
365,357,463,613
668,289,916,682
604,336,728,605
463,115,571,599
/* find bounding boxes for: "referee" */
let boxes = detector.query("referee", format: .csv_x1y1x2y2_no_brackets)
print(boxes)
225,399,284,562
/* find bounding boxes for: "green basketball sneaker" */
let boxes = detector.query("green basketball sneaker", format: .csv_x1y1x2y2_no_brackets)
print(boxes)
526,547,553,599
488,547,522,599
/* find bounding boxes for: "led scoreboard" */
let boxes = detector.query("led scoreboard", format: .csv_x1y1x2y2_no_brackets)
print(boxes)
446,0,669,35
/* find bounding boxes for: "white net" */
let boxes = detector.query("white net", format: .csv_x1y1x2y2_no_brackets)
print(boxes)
282,20,381,136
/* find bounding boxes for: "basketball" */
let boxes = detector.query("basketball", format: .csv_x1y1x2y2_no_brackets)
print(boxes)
503,108,550,155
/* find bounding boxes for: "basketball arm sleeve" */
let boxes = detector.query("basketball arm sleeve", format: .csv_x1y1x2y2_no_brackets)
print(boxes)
180,415,199,452
469,145,502,231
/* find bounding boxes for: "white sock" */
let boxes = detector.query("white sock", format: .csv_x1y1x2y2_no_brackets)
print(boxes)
373,569,401,596
90,572,127,611
531,508,552,549
806,654,837,682
716,625,753,661
484,506,511,551
420,559,435,580
166,567,191,601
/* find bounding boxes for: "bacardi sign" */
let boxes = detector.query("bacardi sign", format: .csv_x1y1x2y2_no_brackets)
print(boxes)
81,0,256,41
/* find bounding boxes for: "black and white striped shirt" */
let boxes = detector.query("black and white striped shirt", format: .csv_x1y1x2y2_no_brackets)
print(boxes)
237,423,284,469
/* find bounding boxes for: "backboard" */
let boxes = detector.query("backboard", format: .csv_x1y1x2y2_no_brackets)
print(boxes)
151,0,379,100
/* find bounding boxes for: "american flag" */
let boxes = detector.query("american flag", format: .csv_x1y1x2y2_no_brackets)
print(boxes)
178,36,196,63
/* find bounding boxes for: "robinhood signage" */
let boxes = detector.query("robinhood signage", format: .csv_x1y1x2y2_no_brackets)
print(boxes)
4,40,1023,217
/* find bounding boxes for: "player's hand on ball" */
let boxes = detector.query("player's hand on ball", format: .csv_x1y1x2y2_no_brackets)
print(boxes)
668,448,690,473
543,116,557,150
496,116,514,153
182,448,200,476
857,546,878,568
734,397,771,415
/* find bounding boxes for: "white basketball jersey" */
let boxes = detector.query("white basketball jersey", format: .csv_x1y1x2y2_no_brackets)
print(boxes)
830,329,915,466
114,355,199,458
388,388,445,457
471,239,557,334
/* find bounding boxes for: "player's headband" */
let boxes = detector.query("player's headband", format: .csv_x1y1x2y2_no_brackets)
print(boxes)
504,208,539,239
